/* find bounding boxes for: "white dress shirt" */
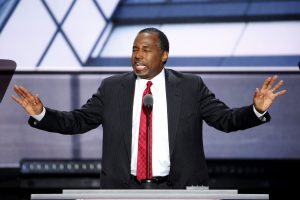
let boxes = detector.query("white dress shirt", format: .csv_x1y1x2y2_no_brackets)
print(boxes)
130,69,170,176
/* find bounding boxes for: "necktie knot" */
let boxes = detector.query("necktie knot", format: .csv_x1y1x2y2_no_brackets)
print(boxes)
146,81,152,87
144,81,153,95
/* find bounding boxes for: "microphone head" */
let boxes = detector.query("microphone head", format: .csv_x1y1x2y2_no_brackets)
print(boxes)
143,94,153,109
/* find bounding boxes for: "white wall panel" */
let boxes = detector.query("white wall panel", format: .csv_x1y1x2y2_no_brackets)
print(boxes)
44,0,73,23
40,33,81,68
161,23,245,57
0,0,56,68
91,22,113,58
96,0,120,19
234,21,300,56
62,0,106,62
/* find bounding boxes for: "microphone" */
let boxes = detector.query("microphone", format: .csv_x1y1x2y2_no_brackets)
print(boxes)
143,94,153,182
143,94,153,109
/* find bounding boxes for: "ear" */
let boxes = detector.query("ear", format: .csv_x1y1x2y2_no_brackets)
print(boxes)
161,51,169,63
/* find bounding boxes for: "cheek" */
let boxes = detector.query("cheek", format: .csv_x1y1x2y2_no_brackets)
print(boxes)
147,54,159,63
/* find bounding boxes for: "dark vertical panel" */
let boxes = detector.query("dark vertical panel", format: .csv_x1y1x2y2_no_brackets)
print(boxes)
70,75,81,159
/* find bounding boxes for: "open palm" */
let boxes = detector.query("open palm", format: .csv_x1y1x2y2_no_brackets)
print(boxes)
12,85,44,115
253,75,286,113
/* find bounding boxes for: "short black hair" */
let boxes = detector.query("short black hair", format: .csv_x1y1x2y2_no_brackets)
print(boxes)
139,27,169,52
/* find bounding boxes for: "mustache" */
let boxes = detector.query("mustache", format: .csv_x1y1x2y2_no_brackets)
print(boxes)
134,59,144,66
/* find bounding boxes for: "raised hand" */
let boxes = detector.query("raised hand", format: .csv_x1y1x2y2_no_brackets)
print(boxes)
253,75,286,113
12,85,44,115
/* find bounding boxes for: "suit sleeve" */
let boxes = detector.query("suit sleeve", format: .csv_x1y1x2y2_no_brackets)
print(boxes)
28,80,106,135
197,77,270,133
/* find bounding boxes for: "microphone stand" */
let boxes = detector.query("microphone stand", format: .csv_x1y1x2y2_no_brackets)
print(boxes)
146,105,152,180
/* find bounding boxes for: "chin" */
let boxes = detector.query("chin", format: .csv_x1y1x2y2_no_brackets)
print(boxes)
135,73,147,78
134,70,148,78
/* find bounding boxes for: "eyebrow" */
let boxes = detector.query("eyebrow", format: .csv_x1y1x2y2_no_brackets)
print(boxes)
132,44,152,49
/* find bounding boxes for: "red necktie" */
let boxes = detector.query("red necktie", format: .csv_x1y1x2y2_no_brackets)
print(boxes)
137,81,153,181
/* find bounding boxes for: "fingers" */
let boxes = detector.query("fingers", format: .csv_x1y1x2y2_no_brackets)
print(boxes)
34,95,42,105
271,79,284,93
13,85,26,99
261,76,272,90
261,75,278,90
254,88,259,96
13,85,34,99
11,95,24,106
12,94,32,108
20,86,34,98
12,85,38,107
275,89,287,97
261,75,285,93
254,88,262,98
12,85,26,105
267,75,278,90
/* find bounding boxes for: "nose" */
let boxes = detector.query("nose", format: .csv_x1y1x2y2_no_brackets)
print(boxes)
135,49,143,59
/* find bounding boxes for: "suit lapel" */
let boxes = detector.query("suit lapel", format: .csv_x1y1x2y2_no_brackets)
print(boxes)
118,72,136,163
165,69,182,157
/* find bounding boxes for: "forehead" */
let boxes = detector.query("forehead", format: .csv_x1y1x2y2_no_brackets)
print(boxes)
133,32,160,46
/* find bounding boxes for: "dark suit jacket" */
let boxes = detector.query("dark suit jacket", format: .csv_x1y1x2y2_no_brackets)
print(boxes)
29,69,270,189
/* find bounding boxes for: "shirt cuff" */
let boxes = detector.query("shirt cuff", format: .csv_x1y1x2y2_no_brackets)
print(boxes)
31,107,46,121
253,105,267,118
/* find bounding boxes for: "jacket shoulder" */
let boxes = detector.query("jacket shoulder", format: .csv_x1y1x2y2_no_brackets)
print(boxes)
101,72,135,85
165,68,203,83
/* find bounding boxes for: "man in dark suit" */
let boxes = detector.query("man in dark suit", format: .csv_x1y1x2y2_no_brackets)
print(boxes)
12,27,286,189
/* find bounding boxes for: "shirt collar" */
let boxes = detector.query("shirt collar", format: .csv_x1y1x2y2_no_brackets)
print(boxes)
136,69,165,90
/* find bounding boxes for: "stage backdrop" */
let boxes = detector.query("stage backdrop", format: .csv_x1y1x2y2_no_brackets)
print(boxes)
0,72,298,166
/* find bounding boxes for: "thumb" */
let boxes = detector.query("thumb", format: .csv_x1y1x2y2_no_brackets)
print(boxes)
254,88,260,98
35,94,43,105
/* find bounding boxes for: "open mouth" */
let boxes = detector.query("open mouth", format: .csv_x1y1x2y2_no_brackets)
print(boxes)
134,61,146,71
136,65,146,71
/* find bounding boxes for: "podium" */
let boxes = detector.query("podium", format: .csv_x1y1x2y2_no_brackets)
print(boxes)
0,59,16,103
31,189,269,199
